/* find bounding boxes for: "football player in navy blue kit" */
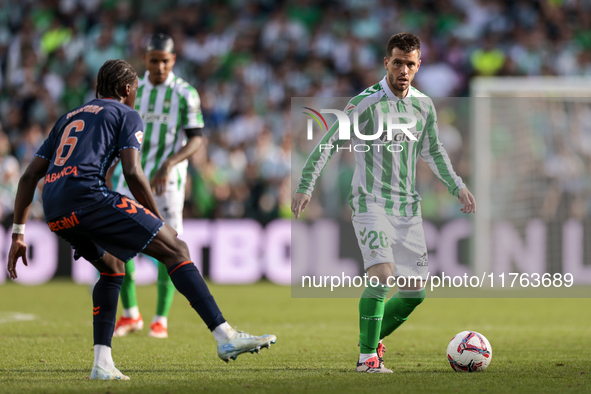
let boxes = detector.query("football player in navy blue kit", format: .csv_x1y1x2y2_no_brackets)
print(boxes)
7,59,276,381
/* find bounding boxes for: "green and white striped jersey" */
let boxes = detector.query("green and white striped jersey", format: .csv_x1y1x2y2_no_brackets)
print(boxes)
297,76,465,217
113,71,204,190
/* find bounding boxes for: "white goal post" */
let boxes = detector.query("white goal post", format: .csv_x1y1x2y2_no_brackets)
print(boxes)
470,77,591,281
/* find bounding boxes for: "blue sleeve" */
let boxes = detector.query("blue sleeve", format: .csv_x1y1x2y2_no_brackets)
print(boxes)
118,110,145,152
35,121,60,161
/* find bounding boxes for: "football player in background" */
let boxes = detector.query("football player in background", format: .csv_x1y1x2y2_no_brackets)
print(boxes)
7,59,276,381
110,33,203,339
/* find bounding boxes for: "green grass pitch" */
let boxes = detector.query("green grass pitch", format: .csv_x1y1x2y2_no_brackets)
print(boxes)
0,280,589,393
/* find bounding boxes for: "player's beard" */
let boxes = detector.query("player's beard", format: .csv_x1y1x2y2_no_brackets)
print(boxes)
388,73,410,95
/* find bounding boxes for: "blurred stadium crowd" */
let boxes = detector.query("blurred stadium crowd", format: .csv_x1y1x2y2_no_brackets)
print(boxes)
1,0,590,225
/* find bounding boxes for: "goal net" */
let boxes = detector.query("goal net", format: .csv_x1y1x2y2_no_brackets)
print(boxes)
471,77,591,285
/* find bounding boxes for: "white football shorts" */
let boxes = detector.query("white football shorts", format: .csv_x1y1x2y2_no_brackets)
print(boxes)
352,211,428,278
154,163,186,235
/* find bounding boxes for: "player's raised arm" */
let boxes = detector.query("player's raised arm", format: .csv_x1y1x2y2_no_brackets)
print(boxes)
7,156,50,279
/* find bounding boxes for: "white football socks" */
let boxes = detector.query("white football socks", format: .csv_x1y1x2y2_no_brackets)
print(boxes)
94,344,114,370
359,339,382,363
152,315,167,327
212,322,236,341
359,353,378,363
122,306,140,319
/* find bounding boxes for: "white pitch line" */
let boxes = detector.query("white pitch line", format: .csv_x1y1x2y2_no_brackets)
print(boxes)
0,312,37,324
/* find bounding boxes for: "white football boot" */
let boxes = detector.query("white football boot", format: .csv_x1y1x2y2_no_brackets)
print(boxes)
217,329,277,362
89,365,130,380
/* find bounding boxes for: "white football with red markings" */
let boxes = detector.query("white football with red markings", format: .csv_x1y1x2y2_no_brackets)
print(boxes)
447,330,492,372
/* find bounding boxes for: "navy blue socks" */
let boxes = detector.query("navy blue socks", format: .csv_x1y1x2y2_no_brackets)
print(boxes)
93,273,124,347
167,261,226,330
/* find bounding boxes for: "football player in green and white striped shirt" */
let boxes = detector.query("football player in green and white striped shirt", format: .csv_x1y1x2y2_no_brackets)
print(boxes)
110,34,204,339
292,33,476,373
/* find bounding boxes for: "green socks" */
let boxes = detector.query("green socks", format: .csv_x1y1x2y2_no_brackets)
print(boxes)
120,259,138,309
120,259,175,319
156,262,175,317
359,283,390,354
379,288,425,340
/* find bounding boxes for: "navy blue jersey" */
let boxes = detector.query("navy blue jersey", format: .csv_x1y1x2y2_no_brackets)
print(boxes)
36,99,144,218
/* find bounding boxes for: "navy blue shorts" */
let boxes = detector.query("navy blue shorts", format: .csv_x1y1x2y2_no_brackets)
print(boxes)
46,192,164,263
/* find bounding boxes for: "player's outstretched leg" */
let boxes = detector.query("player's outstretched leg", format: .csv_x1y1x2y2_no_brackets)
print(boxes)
113,258,144,337
89,253,130,380
149,261,175,338
143,224,277,362
380,287,425,340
